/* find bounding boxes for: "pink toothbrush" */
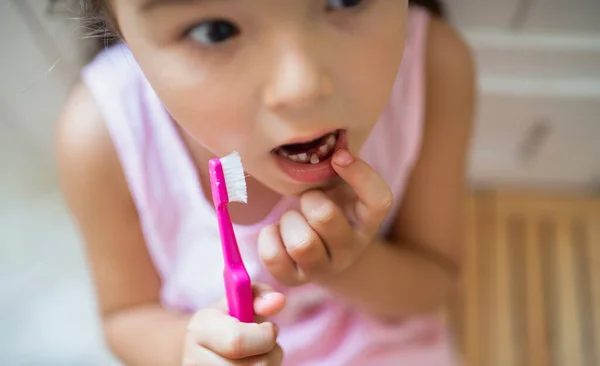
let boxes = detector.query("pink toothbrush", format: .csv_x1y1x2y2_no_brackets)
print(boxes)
209,151,254,323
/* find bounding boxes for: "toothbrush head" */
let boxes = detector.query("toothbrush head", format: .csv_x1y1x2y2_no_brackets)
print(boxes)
209,151,248,206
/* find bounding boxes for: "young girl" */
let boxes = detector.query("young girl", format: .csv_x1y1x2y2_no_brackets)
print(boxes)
56,0,475,364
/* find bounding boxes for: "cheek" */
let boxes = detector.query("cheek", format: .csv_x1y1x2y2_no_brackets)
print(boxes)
136,54,259,154
337,14,407,151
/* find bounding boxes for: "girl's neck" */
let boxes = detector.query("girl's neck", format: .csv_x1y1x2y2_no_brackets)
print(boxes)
178,127,282,226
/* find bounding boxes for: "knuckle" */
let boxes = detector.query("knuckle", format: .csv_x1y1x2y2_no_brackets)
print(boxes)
258,245,278,267
258,229,279,263
186,308,212,335
308,201,336,226
289,241,324,271
262,322,277,344
225,326,246,359
332,249,354,271
272,344,285,362
287,231,316,256
376,191,394,215
279,273,305,287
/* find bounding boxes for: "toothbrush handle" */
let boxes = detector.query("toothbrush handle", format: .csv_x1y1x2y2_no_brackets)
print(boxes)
224,265,254,323
216,206,254,323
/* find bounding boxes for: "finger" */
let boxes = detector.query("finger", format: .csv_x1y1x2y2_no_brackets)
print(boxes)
252,283,287,317
258,224,306,287
233,344,284,366
183,334,228,366
184,341,284,366
181,333,220,366
300,190,356,271
206,284,285,319
189,309,279,359
279,210,330,278
331,149,394,236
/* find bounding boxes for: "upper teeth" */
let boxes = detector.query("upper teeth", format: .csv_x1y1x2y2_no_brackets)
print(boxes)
277,132,338,164
326,134,336,147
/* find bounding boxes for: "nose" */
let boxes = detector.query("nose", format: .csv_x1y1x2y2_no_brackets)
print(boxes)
263,37,333,112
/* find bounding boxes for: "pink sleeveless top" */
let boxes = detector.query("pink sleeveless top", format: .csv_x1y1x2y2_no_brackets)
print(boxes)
82,8,460,365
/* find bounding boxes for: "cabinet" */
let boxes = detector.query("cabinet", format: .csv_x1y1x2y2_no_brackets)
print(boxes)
448,0,600,188
454,191,600,366
470,94,600,188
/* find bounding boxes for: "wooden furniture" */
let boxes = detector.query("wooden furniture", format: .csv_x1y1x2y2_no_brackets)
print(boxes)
450,191,600,366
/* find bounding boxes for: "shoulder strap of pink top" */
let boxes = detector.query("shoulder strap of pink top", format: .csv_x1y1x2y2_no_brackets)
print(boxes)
80,44,202,279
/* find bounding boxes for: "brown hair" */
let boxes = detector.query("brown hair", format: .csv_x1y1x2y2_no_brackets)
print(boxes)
50,0,445,60
49,0,119,58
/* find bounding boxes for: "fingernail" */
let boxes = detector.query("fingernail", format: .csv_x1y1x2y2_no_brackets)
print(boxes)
273,323,280,337
333,150,354,167
261,292,277,300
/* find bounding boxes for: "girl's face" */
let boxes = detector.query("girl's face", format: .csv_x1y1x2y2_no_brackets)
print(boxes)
113,0,408,196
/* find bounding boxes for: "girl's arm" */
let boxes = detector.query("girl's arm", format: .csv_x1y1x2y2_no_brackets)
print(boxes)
56,83,190,365
321,17,475,320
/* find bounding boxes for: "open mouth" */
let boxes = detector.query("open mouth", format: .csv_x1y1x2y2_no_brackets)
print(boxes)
273,130,339,164
271,130,347,184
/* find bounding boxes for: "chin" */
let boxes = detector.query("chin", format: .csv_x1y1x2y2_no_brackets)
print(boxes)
269,175,344,197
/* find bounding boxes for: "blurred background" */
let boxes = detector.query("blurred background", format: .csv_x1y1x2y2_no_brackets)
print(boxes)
1,0,599,365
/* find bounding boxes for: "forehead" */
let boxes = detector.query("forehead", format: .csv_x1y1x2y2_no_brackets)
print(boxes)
131,0,244,14
136,0,204,13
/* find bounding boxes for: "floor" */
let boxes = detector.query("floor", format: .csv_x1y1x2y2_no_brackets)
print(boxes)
0,132,119,366
450,191,600,366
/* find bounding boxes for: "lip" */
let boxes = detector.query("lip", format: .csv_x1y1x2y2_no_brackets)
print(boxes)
275,128,340,148
272,130,348,184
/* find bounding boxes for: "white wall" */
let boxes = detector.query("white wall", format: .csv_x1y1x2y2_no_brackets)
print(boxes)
0,0,88,170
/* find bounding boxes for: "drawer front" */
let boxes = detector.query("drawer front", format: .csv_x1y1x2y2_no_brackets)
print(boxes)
523,0,600,33
468,93,600,188
448,0,600,33
465,32,600,80
447,0,522,29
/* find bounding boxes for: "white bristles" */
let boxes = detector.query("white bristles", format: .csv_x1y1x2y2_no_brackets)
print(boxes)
220,151,248,204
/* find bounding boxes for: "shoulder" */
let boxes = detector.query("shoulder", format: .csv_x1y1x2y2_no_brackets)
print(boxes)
55,81,132,215
388,17,475,270
424,17,476,108
55,82,162,318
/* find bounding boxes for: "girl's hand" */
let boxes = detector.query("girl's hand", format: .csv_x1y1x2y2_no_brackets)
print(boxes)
258,150,393,286
183,284,286,366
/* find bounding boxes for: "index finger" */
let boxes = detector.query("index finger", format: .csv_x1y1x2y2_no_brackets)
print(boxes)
331,149,394,235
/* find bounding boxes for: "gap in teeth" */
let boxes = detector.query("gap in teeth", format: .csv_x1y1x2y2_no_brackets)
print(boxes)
277,132,338,164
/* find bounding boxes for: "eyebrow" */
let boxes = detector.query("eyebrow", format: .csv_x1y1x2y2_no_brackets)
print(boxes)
139,0,217,13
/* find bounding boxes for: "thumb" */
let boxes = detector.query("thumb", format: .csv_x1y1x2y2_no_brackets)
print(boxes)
252,283,286,318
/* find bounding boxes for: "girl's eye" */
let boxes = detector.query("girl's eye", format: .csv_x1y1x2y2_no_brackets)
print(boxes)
326,0,365,10
188,20,240,45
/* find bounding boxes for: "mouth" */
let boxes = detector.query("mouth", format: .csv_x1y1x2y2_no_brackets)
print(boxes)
271,130,348,184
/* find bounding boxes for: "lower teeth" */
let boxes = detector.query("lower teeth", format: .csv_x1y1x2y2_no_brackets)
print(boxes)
277,133,337,164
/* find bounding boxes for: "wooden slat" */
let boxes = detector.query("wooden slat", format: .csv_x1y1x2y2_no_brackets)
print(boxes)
492,197,514,366
464,194,479,366
555,215,584,366
524,216,550,366
455,190,600,366
588,201,600,366
477,193,495,366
